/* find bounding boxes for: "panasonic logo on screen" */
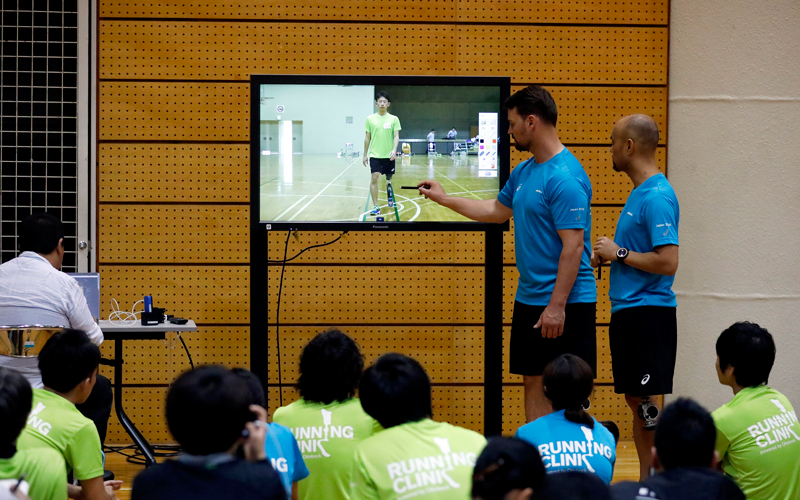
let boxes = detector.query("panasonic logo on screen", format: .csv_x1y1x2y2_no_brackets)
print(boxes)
372,225,389,229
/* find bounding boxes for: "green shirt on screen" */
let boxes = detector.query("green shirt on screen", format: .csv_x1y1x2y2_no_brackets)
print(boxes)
273,397,382,500
365,113,401,159
0,447,67,500
16,388,104,481
712,385,800,500
350,418,487,500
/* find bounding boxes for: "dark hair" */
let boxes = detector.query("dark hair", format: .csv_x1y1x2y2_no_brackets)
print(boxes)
297,329,364,404
533,471,612,500
375,91,390,102
716,321,776,387
360,353,432,428
472,437,546,500
654,398,716,470
543,354,594,429
431,129,434,131
0,367,33,445
38,329,100,393
166,366,254,455
503,85,558,126
231,368,267,408
18,213,63,254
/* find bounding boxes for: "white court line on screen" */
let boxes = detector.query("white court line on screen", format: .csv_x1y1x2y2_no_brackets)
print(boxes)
288,157,359,221
274,195,309,220
428,167,482,200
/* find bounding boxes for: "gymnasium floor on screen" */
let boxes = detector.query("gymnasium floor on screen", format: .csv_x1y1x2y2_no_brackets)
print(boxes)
260,153,499,223
106,444,641,498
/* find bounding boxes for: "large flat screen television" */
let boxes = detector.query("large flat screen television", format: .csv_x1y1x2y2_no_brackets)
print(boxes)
251,75,511,231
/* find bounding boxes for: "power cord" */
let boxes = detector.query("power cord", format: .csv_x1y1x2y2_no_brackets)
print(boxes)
272,231,347,406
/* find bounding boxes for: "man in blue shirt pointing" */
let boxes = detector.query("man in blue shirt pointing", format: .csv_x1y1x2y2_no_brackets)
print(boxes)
591,114,680,481
419,86,597,423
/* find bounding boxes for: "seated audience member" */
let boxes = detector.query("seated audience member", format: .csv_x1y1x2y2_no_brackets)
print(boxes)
131,366,285,500
712,322,800,500
471,437,547,500
272,329,380,500
16,330,121,500
515,354,616,484
533,471,612,500
232,368,308,499
0,367,67,500
611,398,744,500
352,353,487,500
0,214,111,446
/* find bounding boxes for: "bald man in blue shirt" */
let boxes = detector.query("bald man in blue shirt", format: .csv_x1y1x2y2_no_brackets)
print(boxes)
592,114,680,481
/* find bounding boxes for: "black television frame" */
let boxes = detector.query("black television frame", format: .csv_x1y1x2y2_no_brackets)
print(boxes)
250,74,511,232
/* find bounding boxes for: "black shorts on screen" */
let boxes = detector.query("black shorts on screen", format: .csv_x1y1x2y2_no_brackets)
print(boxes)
369,157,396,176
609,305,677,396
509,301,597,377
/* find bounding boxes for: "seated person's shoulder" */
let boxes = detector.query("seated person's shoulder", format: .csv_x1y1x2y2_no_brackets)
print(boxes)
610,481,648,500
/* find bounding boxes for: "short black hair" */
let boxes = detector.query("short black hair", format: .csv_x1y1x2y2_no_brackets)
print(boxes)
503,85,558,126
543,354,594,429
375,91,390,102
533,471,612,500
231,368,267,408
166,366,254,455
38,329,100,393
297,329,364,404
472,437,546,500
654,398,716,470
0,367,33,445
360,353,432,428
716,321,776,387
18,213,63,254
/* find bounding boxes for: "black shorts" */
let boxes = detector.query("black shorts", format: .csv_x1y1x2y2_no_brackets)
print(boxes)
609,306,677,396
509,301,597,377
369,157,395,176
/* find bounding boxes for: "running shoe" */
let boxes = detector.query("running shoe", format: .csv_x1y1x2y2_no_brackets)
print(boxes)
370,205,380,215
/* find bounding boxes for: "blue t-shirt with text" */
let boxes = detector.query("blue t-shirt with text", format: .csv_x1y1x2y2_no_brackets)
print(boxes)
610,173,680,313
515,410,616,484
265,422,310,497
498,148,597,305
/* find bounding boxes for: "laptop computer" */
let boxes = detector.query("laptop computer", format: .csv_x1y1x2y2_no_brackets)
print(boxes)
67,273,100,321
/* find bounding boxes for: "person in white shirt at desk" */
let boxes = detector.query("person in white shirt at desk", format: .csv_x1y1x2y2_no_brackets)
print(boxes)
0,214,112,446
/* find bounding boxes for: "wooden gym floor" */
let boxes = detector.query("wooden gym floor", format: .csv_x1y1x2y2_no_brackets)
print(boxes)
260,153,499,222
106,440,642,500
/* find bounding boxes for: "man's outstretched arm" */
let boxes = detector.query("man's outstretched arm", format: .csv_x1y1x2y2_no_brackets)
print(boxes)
418,180,512,223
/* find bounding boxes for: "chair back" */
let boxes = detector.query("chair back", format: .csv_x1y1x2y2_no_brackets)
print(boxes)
0,325,64,358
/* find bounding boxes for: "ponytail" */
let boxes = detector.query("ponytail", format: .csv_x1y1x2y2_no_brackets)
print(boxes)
564,407,594,429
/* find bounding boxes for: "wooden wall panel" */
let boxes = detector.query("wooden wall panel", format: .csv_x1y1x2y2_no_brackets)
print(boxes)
267,266,484,324
268,326,484,384
99,266,249,323
100,83,665,144
457,27,668,84
100,0,668,25
99,206,249,263
99,144,249,202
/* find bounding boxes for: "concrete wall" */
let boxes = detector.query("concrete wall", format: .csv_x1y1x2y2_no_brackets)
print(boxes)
668,0,800,410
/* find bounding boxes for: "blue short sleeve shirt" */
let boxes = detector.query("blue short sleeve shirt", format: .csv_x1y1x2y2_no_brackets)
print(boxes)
515,410,617,484
266,422,310,496
497,148,597,305
610,173,680,313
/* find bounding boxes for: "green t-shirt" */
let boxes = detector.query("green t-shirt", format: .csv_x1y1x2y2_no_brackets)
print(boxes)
273,398,382,500
0,447,67,500
351,418,487,500
712,385,800,500
365,113,401,159
16,389,104,481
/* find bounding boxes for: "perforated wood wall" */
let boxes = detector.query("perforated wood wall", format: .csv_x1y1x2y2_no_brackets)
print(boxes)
97,0,669,444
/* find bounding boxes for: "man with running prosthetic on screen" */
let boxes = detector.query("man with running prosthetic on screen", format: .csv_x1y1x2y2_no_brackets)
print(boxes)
592,114,680,481
363,91,401,216
418,85,597,424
